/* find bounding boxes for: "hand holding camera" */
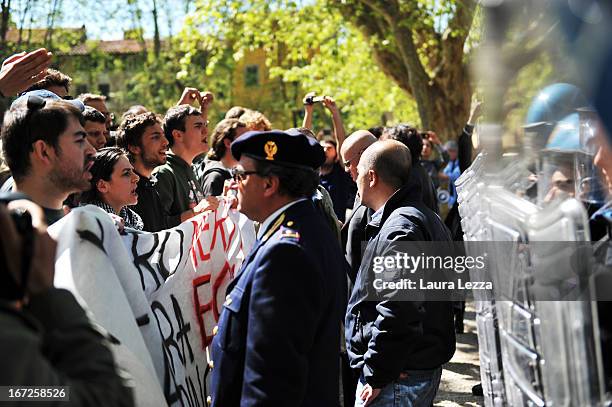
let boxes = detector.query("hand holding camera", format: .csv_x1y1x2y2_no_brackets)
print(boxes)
303,91,327,106
0,194,56,302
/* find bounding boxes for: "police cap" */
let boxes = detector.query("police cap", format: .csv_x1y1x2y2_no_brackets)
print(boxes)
231,129,325,169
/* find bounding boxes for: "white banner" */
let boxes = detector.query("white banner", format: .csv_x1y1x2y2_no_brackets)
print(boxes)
49,203,251,407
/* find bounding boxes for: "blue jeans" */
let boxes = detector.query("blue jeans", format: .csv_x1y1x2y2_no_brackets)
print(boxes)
354,367,442,407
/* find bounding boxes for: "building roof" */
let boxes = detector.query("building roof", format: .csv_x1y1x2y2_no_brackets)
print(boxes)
67,39,155,55
5,27,86,44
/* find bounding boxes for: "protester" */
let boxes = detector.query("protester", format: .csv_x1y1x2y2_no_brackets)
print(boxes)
440,140,460,208
78,93,112,133
120,105,148,123
0,197,134,406
381,124,439,213
154,104,218,227
239,108,272,131
420,130,449,192
225,105,247,120
118,112,171,232
82,106,108,150
0,48,52,97
302,93,355,222
195,118,247,196
346,140,455,406
80,147,143,230
210,129,346,406
1,94,94,225
23,68,72,98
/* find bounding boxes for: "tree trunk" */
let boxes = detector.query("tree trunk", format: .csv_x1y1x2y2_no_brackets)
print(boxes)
152,0,161,59
17,0,31,47
44,0,61,49
333,0,476,140
0,0,11,47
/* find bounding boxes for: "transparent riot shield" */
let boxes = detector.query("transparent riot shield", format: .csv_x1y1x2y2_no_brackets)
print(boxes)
461,1,612,405
527,198,604,406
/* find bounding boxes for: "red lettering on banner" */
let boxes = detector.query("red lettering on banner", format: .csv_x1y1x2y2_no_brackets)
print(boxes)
192,274,212,348
189,210,240,347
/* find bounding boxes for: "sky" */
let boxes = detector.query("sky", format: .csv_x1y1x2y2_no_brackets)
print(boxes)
12,0,193,40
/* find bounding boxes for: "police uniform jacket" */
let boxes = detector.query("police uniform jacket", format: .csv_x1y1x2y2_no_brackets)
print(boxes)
345,183,456,389
210,199,346,406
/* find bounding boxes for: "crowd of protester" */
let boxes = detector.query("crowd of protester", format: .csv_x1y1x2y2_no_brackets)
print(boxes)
0,48,493,406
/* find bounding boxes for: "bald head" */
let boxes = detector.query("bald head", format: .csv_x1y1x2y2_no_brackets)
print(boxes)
341,130,377,181
360,140,412,190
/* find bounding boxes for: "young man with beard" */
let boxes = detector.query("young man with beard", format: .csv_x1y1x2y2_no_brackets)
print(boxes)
154,104,218,228
117,112,172,232
1,94,95,225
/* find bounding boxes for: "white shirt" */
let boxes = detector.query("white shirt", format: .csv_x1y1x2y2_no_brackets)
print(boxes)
256,198,307,240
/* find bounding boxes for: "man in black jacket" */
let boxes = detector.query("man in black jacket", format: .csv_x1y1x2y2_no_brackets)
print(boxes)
346,140,455,406
118,112,171,232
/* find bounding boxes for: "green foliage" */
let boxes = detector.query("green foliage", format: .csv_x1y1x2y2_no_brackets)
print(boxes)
180,0,419,130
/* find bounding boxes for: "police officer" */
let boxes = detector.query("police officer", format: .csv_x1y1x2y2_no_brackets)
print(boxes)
209,130,346,406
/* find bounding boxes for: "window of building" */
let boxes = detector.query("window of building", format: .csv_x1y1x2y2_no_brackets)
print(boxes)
76,84,87,95
245,65,259,87
99,83,110,98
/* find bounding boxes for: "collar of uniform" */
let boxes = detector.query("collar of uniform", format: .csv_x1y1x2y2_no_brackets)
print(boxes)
257,198,307,240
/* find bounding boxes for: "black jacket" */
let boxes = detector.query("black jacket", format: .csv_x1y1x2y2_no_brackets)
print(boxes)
345,184,456,388
131,172,169,232
0,289,133,406
211,200,346,406
341,197,372,284
412,160,439,214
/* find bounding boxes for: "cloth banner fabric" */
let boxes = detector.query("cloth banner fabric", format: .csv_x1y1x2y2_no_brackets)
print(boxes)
49,203,251,407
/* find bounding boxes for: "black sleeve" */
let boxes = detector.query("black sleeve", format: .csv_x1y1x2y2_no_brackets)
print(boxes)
6,289,134,406
458,125,474,173
201,170,226,197
153,168,182,228
362,223,430,388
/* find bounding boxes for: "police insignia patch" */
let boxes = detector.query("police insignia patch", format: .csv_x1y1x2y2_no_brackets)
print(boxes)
264,141,278,160
280,227,300,239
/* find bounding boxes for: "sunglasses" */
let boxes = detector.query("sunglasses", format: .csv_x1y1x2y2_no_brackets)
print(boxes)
343,149,365,168
231,168,263,182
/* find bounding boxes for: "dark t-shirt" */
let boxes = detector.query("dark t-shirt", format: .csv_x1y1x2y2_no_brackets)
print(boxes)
43,207,65,226
131,172,169,232
195,159,232,197
320,162,356,223
153,154,205,228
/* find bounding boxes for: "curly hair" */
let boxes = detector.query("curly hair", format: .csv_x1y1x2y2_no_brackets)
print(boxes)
381,124,422,162
24,68,72,94
116,112,161,153
240,109,271,131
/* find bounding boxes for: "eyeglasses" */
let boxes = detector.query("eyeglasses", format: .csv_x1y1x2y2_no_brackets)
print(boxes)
231,168,263,182
343,149,365,168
